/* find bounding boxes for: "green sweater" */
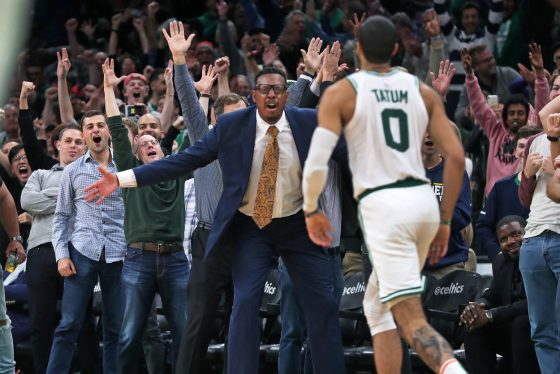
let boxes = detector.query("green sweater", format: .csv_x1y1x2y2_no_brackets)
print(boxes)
108,116,185,245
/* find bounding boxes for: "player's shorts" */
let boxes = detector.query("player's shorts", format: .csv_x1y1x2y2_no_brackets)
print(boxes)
358,183,439,335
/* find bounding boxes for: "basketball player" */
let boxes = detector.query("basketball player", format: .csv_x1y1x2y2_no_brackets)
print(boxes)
302,16,467,374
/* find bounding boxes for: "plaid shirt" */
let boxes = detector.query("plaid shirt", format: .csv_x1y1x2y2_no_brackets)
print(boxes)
52,151,126,263
183,178,197,260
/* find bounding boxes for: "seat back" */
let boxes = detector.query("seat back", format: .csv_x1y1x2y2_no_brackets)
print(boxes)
339,272,369,346
422,270,489,348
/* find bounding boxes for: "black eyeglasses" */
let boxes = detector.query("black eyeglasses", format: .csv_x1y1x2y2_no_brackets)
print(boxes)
255,84,287,95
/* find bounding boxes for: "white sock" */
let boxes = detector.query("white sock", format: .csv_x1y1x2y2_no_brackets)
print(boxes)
440,358,467,374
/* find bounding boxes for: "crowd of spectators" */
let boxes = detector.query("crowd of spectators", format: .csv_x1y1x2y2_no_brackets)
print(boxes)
1,0,560,373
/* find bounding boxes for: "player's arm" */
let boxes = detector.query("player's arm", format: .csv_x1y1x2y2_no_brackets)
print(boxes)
303,79,355,247
421,82,465,264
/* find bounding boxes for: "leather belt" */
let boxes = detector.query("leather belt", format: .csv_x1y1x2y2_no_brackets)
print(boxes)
197,221,213,230
128,242,183,254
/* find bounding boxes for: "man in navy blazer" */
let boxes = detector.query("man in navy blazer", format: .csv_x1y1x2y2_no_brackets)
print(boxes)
86,65,346,374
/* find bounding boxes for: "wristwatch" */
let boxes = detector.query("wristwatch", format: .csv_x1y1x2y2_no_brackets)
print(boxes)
484,309,494,322
9,235,23,243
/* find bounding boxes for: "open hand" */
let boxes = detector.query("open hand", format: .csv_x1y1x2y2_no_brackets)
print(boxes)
263,44,280,67
84,166,119,205
194,65,218,94
529,42,544,72
430,60,455,99
322,41,341,81
162,21,195,60
102,58,126,88
349,12,366,39
300,37,323,75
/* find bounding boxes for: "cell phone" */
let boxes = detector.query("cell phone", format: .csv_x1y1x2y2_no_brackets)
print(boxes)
124,105,146,117
487,95,499,108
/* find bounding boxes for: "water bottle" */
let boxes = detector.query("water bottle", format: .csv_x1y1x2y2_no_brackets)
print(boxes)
5,252,18,272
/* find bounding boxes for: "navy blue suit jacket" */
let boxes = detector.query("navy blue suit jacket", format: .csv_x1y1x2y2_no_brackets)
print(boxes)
132,105,345,256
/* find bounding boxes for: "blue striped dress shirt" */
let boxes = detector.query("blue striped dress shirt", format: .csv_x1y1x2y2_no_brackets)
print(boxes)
52,151,126,263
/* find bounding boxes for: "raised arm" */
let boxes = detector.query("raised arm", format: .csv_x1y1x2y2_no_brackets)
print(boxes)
430,60,456,101
57,48,75,124
19,81,57,170
462,48,501,137
64,18,81,58
159,60,176,132
108,13,122,56
163,21,210,143
214,56,231,97
102,58,135,171
216,0,245,76
133,17,150,55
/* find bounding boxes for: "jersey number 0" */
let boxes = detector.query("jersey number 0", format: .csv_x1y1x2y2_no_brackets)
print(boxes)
381,108,409,152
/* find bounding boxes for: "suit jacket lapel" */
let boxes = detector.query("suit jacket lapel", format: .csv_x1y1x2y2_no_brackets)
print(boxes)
285,108,306,169
240,108,257,193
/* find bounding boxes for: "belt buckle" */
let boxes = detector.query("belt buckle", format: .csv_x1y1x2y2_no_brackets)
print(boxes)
157,243,164,253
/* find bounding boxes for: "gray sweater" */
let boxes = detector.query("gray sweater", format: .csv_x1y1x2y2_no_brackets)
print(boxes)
21,164,68,250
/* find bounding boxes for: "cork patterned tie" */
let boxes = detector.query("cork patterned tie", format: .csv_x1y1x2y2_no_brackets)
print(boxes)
252,125,280,229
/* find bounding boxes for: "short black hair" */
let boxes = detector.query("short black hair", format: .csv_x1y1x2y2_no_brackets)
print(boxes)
8,144,25,164
80,110,106,127
496,215,527,231
255,67,287,85
502,95,529,125
358,16,397,64
462,1,481,15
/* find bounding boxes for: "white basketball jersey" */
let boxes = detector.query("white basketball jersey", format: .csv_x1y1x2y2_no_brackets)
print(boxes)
344,68,430,199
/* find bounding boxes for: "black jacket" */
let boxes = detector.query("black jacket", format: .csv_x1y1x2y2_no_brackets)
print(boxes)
478,252,527,323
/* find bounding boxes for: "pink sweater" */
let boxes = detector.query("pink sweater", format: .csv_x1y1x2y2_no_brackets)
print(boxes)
465,72,548,196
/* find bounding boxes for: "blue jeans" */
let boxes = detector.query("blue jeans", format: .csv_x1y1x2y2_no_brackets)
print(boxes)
278,250,344,374
520,231,560,373
118,247,189,373
0,265,15,374
47,245,123,374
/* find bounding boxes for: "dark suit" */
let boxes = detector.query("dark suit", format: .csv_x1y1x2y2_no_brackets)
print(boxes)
132,105,346,374
464,252,540,374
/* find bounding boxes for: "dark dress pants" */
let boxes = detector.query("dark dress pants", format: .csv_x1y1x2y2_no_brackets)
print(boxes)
176,225,233,374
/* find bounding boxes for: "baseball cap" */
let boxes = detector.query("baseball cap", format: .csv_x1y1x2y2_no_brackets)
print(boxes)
124,73,148,86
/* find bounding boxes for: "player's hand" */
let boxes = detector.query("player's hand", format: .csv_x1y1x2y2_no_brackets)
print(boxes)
84,166,119,204
428,224,450,265
305,210,333,247
58,258,77,277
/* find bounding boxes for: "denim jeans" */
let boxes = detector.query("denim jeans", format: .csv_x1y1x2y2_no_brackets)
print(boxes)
47,245,123,374
278,250,344,374
519,231,560,374
0,265,15,374
117,247,189,373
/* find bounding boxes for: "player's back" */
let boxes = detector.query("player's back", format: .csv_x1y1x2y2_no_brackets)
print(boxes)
344,68,429,199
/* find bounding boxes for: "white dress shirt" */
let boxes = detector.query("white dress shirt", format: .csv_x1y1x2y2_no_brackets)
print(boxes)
238,111,303,218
